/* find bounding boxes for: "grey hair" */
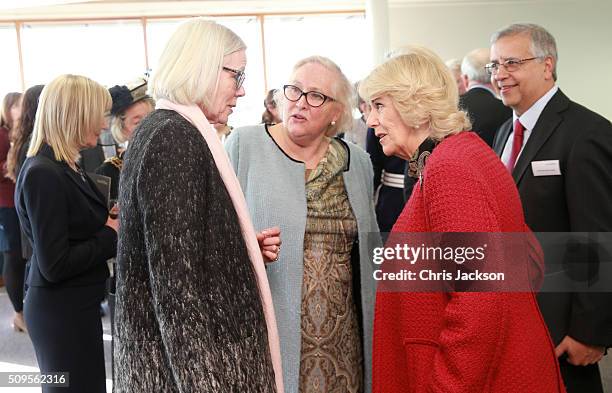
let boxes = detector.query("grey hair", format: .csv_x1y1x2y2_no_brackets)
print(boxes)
461,48,490,84
490,23,558,81
275,55,354,136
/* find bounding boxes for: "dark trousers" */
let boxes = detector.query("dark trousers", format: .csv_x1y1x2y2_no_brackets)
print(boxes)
559,360,603,393
24,283,107,393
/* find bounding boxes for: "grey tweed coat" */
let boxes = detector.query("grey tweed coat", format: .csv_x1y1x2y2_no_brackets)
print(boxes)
113,110,276,392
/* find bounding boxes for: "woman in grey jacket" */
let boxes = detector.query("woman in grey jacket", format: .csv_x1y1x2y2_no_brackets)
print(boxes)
226,56,380,393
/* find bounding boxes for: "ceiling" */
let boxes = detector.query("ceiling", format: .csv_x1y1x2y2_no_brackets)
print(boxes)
0,0,571,22
0,0,365,21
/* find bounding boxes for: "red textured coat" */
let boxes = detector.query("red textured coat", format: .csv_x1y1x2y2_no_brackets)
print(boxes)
373,132,566,393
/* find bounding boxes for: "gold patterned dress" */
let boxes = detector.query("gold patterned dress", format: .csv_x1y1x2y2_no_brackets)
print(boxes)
299,139,363,393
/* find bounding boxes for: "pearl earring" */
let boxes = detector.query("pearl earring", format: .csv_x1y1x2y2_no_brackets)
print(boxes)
331,120,336,126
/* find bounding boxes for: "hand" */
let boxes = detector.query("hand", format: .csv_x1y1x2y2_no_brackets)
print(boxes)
555,335,605,366
106,216,119,233
109,202,119,220
256,226,281,264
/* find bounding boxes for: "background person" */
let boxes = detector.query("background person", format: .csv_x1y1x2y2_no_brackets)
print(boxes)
96,77,154,202
15,74,118,393
5,86,45,333
459,47,511,147
445,58,466,95
490,23,612,393
262,88,282,125
114,18,283,393
0,91,23,328
360,46,565,393
226,55,379,393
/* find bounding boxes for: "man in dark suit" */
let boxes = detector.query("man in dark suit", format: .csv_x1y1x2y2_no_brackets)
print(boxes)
459,48,511,146
490,23,612,393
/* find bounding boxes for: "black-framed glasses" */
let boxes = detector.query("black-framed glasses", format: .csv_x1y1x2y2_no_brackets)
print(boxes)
283,84,335,108
485,57,541,75
223,66,246,89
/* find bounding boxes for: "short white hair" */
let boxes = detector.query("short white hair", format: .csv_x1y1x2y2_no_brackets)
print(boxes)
149,18,246,108
461,48,490,84
445,58,462,76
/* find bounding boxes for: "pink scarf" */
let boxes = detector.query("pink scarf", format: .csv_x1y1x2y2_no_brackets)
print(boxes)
156,99,284,393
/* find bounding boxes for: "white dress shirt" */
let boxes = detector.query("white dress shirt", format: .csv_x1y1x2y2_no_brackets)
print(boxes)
501,85,559,167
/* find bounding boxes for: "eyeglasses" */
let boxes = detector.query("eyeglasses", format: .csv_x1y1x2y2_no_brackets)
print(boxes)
485,57,541,75
283,84,334,108
223,66,246,89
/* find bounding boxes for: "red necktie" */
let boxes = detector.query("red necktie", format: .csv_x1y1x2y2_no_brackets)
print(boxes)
507,119,525,172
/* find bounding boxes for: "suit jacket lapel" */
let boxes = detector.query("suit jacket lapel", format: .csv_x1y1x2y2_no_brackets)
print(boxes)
493,119,512,155
38,143,108,209
63,167,108,210
512,90,569,184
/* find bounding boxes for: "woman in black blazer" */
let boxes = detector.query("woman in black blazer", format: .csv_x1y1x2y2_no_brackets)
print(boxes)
15,74,118,393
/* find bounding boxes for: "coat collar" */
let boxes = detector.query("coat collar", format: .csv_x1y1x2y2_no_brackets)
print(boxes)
37,143,108,210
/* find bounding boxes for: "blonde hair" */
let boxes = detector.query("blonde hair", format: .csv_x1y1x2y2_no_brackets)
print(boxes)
149,18,245,108
360,45,471,140
110,98,155,144
276,55,354,136
27,74,111,164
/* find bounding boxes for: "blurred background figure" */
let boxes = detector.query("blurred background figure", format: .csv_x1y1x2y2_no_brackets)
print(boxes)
6,86,45,182
96,77,154,202
15,74,118,393
262,88,282,125
214,123,233,142
0,91,23,322
339,81,367,150
445,58,467,95
227,55,379,393
5,86,47,334
459,48,511,147
6,85,44,270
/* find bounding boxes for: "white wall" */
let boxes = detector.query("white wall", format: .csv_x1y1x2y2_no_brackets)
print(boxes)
386,0,612,120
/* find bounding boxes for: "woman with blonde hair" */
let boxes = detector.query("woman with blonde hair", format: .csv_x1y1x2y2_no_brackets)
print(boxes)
360,46,565,392
15,74,118,393
227,55,379,393
114,18,283,392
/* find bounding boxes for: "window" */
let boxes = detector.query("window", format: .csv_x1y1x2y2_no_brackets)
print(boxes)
263,14,368,91
20,21,146,88
0,24,22,97
7,13,368,130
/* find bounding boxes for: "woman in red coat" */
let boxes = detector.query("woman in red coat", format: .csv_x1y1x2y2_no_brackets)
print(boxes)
359,46,566,393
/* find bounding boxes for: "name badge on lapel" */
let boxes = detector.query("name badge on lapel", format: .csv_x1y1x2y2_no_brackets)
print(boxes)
531,160,561,176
